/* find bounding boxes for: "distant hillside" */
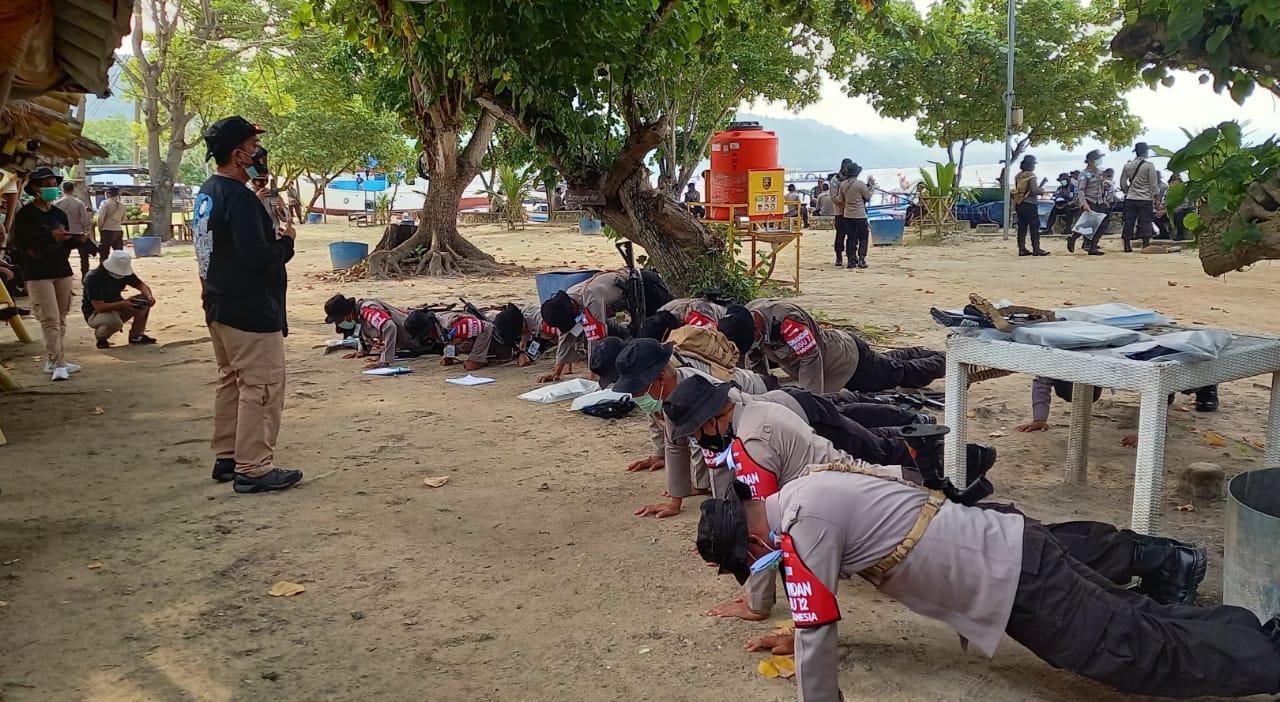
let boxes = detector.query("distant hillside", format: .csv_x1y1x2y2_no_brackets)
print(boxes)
83,63,132,121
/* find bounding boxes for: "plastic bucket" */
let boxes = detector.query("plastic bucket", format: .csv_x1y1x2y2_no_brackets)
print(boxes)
535,270,598,304
132,236,162,257
307,212,323,224
869,217,905,246
579,217,603,235
329,241,370,270
1225,467,1280,622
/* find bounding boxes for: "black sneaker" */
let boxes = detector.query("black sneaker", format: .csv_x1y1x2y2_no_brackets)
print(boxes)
835,255,843,267
857,257,868,269
129,334,157,345
212,458,236,482
96,339,111,349
233,468,303,494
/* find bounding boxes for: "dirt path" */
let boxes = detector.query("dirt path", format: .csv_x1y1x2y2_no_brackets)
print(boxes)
1,221,1277,701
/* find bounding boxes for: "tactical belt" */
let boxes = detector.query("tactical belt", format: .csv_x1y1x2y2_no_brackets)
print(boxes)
807,462,946,581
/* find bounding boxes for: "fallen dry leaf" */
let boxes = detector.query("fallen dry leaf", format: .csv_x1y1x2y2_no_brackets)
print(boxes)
1167,281,1178,286
771,655,796,679
1204,431,1227,447
771,619,796,635
989,430,1007,438
87,562,103,570
268,581,306,597
2,559,19,566
1174,406,1190,413
1177,504,1196,512
423,476,450,488
758,659,781,679
93,407,105,415
0,600,7,607
966,410,976,419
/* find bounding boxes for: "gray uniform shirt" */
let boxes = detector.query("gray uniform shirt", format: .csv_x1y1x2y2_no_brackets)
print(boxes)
658,297,727,327
745,299,859,394
837,177,872,219
356,299,412,365
765,472,1025,701
559,269,628,366
435,310,495,364
1077,166,1105,206
724,398,903,614
1120,158,1160,201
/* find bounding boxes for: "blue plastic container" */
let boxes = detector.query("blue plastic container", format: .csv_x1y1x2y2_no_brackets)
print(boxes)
307,212,323,224
535,270,598,304
132,236,162,257
869,217,905,246
579,217,603,235
329,241,370,270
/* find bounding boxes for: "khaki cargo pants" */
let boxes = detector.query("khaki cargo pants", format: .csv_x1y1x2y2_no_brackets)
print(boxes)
209,322,286,477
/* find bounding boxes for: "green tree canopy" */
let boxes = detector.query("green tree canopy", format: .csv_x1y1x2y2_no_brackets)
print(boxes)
81,116,136,164
830,0,1142,184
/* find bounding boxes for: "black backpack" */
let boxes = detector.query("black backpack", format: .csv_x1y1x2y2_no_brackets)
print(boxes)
639,269,674,315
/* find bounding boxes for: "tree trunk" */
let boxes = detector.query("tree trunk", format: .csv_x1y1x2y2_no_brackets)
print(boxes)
589,168,713,295
368,110,499,277
1199,175,1280,276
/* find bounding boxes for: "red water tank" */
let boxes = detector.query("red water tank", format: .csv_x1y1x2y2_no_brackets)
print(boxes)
708,121,779,221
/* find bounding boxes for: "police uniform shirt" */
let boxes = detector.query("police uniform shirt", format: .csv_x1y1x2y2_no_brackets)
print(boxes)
765,472,1025,701
745,299,860,393
657,297,727,329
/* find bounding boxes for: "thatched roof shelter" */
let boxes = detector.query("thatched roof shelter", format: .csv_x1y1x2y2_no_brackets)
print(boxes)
0,0,133,170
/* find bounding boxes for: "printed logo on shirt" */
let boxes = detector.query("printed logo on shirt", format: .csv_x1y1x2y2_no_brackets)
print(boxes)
780,534,841,628
580,309,606,342
684,310,716,329
193,193,215,279
779,318,817,357
360,303,392,330
450,317,485,340
730,439,780,500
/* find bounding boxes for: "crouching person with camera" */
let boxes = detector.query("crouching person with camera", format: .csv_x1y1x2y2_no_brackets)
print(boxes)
83,250,156,348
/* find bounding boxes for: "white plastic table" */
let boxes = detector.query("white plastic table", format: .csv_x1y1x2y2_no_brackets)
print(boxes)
943,329,1280,534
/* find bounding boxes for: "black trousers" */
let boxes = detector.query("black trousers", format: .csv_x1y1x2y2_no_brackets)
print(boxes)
1006,522,1280,698
1152,212,1172,239
1121,199,1155,243
70,239,94,275
833,215,850,256
846,335,946,392
1015,201,1042,252
847,218,869,260
780,387,914,465
823,390,921,427
98,230,124,262
1043,204,1078,233
1172,209,1190,241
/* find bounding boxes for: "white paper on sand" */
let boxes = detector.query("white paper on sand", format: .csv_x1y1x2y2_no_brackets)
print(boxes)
363,366,413,376
569,389,632,411
519,378,600,404
446,374,496,386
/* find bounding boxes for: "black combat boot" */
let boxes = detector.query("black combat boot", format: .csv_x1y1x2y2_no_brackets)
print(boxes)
1123,239,1133,253
835,253,843,267
212,457,236,483
1131,534,1207,605
1066,233,1079,252
1195,385,1219,412
1141,237,1150,249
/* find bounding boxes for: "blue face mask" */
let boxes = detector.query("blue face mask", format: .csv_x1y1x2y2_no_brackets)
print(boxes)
750,531,783,574
337,320,357,332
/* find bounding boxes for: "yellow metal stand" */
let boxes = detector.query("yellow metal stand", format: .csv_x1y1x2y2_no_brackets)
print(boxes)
0,275,30,445
693,201,803,292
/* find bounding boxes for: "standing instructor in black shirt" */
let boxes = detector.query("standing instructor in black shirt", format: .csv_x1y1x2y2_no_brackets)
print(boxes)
14,167,84,381
194,116,302,494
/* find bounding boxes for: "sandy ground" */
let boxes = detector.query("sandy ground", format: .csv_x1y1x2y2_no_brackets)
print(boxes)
1,219,1278,702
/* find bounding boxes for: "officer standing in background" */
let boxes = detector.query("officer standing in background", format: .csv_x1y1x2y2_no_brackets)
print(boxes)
1070,149,1108,255
1119,141,1161,253
1012,155,1049,257
52,181,95,276
195,115,302,494
836,163,872,269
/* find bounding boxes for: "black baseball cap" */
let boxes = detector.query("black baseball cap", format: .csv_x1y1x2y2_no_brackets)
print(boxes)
663,374,735,439
696,481,754,584
24,167,62,195
1134,141,1150,155
323,295,356,323
612,338,674,395
204,115,265,161
589,337,630,388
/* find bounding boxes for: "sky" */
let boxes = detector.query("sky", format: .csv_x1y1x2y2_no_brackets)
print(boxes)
743,73,1280,142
